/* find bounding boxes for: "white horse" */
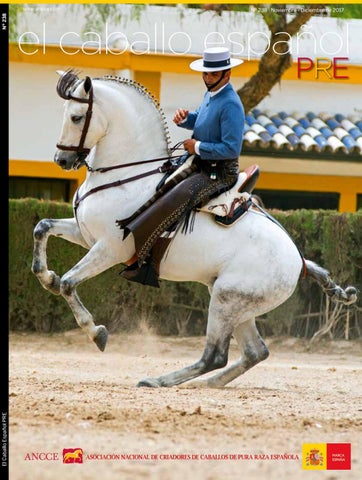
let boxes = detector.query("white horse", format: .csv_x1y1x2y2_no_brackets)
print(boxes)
32,71,357,388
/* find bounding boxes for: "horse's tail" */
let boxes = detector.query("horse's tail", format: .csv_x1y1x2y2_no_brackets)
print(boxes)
304,259,358,305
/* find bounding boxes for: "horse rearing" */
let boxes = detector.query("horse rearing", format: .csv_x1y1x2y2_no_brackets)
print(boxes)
32,70,357,388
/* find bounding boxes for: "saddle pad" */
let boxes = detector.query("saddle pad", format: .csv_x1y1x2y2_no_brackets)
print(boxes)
198,172,250,217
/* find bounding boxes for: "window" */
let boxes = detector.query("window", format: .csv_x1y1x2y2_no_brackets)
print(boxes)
357,194,362,211
253,189,340,210
9,177,71,202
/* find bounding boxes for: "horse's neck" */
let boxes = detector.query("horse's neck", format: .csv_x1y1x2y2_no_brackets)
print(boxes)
90,83,169,173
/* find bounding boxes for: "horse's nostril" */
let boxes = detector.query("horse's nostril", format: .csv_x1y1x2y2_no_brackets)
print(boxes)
54,156,67,169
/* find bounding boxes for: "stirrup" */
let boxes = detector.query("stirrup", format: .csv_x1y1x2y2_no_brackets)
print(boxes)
120,261,160,288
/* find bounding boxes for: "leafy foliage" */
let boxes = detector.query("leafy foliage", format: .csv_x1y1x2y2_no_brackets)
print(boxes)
9,199,361,340
330,4,362,19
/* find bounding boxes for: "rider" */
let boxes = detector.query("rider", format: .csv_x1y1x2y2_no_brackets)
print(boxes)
119,47,245,287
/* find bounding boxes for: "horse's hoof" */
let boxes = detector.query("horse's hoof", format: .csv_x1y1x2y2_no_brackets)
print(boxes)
94,326,108,352
137,378,161,388
186,380,206,388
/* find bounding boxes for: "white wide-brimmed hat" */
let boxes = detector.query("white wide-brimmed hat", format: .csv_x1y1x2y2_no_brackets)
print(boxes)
189,47,243,72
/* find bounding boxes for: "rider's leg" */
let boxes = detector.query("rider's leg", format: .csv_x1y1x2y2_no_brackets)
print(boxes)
119,160,238,287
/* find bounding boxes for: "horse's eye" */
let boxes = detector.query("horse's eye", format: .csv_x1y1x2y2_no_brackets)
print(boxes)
71,115,83,124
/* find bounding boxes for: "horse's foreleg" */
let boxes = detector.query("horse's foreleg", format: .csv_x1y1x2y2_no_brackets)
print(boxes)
58,243,122,351
32,218,88,294
189,319,269,388
62,289,109,352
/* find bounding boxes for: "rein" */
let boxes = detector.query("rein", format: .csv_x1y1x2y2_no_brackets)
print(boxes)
74,160,175,212
74,143,186,212
84,142,185,173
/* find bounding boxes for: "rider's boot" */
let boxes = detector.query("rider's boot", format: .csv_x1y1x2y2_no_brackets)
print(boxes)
120,257,160,288
120,237,172,288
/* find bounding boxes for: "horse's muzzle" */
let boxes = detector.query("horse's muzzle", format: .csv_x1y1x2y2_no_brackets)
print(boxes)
54,150,86,170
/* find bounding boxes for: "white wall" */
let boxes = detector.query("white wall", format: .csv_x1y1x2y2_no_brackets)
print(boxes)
257,79,362,118
9,64,116,161
10,64,64,161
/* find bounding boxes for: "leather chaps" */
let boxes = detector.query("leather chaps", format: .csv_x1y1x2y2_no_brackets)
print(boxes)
118,157,239,266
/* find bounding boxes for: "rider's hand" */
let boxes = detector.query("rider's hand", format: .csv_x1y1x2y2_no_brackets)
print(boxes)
173,109,189,125
183,139,197,154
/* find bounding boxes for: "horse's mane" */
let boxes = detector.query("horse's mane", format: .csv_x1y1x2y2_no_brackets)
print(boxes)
56,69,83,100
101,74,172,152
56,69,171,153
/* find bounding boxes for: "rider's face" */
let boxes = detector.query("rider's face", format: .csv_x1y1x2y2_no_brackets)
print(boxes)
202,70,230,91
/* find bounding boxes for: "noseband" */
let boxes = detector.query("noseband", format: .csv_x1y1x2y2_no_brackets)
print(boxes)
56,86,94,158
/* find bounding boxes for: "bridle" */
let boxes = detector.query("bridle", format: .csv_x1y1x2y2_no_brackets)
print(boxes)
56,84,94,162
55,79,184,173
55,75,186,213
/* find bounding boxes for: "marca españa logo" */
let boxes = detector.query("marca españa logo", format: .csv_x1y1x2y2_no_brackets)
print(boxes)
63,448,83,464
302,443,351,470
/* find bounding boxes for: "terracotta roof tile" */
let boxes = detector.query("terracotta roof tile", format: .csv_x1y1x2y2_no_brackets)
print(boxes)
243,110,362,157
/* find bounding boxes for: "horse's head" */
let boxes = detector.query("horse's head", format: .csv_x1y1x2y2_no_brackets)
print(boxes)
54,70,171,173
54,70,106,170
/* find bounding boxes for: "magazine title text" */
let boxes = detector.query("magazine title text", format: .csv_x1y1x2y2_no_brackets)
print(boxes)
18,23,350,79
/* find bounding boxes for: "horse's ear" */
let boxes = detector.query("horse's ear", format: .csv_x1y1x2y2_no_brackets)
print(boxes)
84,76,92,94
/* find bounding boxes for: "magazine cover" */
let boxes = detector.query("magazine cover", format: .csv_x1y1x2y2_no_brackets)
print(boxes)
7,2,362,479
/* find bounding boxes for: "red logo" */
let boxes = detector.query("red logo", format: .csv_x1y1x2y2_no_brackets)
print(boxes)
63,448,83,464
327,443,351,470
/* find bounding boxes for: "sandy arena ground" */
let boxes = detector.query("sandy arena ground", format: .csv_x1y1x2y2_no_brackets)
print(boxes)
8,330,362,480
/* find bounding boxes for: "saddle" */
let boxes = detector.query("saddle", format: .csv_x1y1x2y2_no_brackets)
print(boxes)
147,163,259,270
161,157,259,227
199,164,259,226
120,163,260,287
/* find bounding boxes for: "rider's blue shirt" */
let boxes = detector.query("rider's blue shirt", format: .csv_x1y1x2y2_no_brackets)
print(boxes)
178,82,245,161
